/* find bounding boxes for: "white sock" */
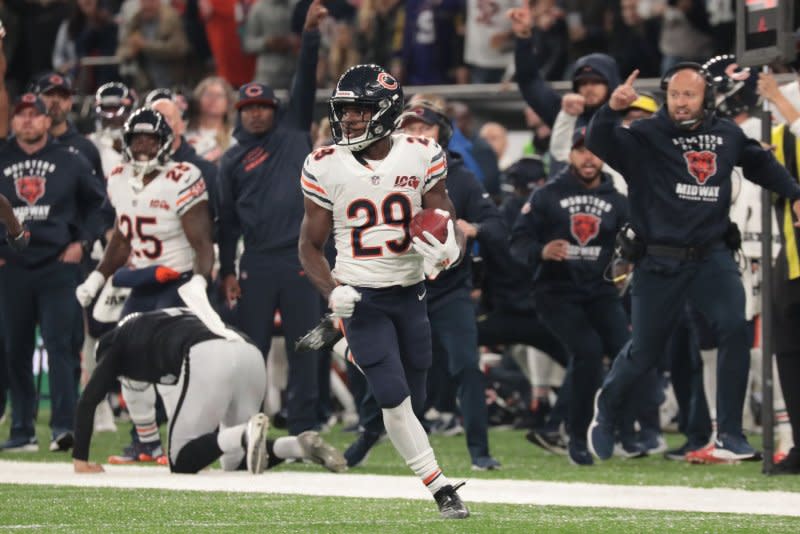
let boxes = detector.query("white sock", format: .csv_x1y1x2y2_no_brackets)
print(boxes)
383,397,449,494
700,348,718,428
332,338,350,361
217,424,247,453
272,436,305,460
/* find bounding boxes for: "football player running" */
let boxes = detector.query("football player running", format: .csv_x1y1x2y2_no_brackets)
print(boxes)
298,64,469,519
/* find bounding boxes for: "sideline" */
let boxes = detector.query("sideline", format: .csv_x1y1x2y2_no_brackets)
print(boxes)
1,459,799,517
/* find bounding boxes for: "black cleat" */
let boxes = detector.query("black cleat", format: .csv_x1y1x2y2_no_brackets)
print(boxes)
771,448,800,476
295,314,343,352
433,482,470,519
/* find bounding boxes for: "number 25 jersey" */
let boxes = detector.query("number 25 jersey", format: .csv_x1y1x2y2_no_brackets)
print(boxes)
106,161,208,272
301,133,447,288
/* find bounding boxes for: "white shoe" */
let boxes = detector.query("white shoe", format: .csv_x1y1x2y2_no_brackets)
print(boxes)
245,414,269,474
298,430,347,472
94,401,117,433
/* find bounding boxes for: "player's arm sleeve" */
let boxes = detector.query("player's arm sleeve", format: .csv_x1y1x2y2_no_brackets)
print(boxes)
300,154,333,210
510,189,547,272
72,354,117,462
422,144,448,194
174,164,209,217
285,29,321,131
217,157,241,278
739,136,800,201
585,103,634,178
550,110,578,163
514,36,561,127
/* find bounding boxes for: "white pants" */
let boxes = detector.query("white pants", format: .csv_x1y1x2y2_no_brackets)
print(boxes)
165,339,267,469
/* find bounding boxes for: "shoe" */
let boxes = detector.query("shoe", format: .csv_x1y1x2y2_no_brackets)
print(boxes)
49,431,74,452
587,390,614,460
639,432,668,456
245,413,269,474
613,439,646,459
526,429,568,456
712,433,760,462
471,455,501,471
94,401,117,433
156,455,169,466
433,482,470,519
298,430,347,472
344,431,382,468
430,416,464,437
568,440,594,466
108,441,165,464
1,435,38,452
295,314,343,352
686,444,732,465
771,448,800,475
774,451,788,464
664,441,702,461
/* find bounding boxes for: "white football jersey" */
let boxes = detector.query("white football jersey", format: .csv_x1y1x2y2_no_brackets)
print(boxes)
301,133,447,288
88,131,125,178
106,160,208,273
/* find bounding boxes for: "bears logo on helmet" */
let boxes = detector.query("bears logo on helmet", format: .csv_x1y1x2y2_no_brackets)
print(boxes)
329,64,404,152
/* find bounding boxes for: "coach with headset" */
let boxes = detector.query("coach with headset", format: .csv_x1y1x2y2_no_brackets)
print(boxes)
585,63,800,462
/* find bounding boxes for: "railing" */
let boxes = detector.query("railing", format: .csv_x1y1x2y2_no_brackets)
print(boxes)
70,56,797,129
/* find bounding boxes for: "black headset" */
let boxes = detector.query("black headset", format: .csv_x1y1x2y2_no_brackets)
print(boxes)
660,62,716,112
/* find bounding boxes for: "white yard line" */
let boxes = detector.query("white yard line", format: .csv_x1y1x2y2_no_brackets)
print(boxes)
1,459,799,517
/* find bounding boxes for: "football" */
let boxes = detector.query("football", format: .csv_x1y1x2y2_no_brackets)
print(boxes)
410,208,450,244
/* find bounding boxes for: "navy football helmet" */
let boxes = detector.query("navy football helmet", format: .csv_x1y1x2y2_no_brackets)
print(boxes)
329,64,404,152
122,108,174,179
703,54,761,118
95,82,136,135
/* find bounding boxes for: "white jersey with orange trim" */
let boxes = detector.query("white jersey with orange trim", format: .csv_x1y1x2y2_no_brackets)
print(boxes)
106,160,208,273
301,133,447,288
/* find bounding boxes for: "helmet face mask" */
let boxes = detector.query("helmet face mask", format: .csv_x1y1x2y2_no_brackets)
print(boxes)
122,108,174,185
329,65,403,152
702,54,761,118
95,83,135,135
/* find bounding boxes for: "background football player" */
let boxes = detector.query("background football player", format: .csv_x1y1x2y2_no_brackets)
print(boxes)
75,107,214,465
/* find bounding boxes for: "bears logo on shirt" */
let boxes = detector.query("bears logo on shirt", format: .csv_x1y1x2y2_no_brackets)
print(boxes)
570,213,600,246
683,150,717,185
15,176,46,206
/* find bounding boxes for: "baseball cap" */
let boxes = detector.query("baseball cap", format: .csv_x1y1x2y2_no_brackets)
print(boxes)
573,65,607,85
571,127,587,150
503,157,547,191
397,104,442,128
35,72,74,95
235,82,278,110
13,93,47,115
627,93,659,114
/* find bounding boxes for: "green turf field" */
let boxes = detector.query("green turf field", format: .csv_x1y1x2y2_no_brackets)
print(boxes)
3,411,800,492
1,485,799,533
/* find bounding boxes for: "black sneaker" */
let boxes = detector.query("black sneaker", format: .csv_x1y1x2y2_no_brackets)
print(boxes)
295,314,343,352
771,448,800,476
526,429,568,456
343,431,382,467
49,431,74,452
433,482,470,519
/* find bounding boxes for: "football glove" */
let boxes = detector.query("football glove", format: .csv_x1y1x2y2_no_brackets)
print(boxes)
76,271,106,307
411,213,460,280
328,285,361,318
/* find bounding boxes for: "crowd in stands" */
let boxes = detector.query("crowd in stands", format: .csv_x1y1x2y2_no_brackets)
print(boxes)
0,0,764,97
